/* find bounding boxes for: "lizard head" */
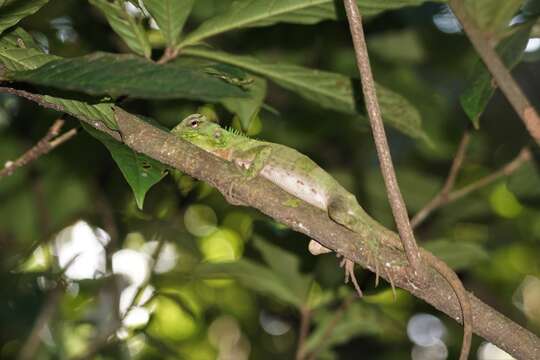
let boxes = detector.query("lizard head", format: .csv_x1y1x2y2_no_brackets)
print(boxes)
172,114,230,150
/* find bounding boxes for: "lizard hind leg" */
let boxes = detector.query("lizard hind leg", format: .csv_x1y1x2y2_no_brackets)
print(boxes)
339,256,363,297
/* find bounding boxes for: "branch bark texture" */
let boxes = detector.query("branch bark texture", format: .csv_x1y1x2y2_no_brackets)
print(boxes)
2,87,540,359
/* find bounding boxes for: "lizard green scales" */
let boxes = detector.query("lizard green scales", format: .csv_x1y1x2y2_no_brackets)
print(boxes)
172,114,472,359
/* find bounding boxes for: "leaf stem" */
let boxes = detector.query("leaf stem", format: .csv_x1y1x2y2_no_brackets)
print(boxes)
296,307,312,360
412,131,471,228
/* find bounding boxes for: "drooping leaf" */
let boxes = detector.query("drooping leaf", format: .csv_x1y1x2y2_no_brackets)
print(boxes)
460,24,532,128
178,0,441,48
221,76,267,130
82,122,167,210
464,0,523,37
7,52,248,101
424,239,489,270
184,47,426,140
89,0,152,58
143,0,194,47
0,0,50,35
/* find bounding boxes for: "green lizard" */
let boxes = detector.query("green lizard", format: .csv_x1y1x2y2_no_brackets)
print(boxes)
172,114,472,360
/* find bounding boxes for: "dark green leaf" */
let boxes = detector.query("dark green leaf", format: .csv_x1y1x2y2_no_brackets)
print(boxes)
0,0,50,35
460,24,532,127
82,122,167,210
178,0,441,48
89,0,152,58
7,52,248,101
424,239,489,270
464,0,522,37
184,47,427,140
143,0,194,47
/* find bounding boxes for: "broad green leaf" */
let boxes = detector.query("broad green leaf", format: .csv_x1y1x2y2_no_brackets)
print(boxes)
464,0,523,37
460,24,532,128
143,0,194,46
0,0,50,35
82,122,167,210
0,29,117,129
179,0,440,48
424,239,489,270
221,76,267,130
89,0,152,58
195,259,305,307
253,237,312,302
184,47,426,140
7,52,248,102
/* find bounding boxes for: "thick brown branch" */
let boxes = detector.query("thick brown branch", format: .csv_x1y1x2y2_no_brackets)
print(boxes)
3,87,540,359
342,0,423,277
0,119,77,179
449,0,540,144
412,131,471,228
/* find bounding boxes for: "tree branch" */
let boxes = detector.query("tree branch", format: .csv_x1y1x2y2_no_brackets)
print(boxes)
0,118,77,179
2,86,539,359
412,131,471,228
296,307,312,360
449,0,540,144
342,0,423,277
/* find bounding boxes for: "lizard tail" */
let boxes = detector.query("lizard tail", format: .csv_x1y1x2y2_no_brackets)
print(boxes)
424,252,472,360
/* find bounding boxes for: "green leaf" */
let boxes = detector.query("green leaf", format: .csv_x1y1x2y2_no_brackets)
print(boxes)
221,76,267,130
464,0,523,37
0,29,117,129
0,28,59,71
178,0,439,48
184,47,426,140
460,24,532,127
89,0,152,58
82,122,167,210
195,259,305,307
253,237,312,301
7,52,248,102
143,0,194,47
0,0,50,35
424,239,489,270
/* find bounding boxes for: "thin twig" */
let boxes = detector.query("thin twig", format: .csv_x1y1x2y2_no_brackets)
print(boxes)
413,147,531,227
18,286,63,360
448,147,531,202
448,0,540,143
342,0,423,277
0,119,77,179
412,131,471,228
295,307,312,360
305,296,354,360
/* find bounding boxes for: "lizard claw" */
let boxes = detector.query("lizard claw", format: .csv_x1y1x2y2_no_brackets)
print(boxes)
340,258,363,297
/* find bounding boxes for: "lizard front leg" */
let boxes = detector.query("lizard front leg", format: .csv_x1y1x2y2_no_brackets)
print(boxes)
225,145,273,204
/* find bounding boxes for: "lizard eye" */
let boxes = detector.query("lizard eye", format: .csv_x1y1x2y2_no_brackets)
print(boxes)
189,119,200,128
213,131,221,139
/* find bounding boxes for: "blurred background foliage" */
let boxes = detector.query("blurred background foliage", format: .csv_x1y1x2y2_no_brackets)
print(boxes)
0,0,539,359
